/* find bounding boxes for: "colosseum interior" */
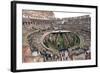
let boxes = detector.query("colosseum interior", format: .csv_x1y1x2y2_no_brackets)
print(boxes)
22,10,91,63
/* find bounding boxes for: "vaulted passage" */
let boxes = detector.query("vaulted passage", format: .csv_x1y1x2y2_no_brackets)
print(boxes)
41,31,83,54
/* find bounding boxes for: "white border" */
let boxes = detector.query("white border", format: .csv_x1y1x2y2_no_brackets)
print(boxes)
16,3,96,70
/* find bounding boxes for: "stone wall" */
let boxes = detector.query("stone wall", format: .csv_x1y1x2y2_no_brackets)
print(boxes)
62,15,91,48
23,15,91,49
22,10,55,19
22,11,91,62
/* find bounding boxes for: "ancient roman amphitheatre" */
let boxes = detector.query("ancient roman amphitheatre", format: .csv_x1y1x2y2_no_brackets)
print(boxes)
22,10,91,63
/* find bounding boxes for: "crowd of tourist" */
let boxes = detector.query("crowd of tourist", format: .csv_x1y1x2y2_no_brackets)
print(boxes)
31,47,91,62
23,44,91,63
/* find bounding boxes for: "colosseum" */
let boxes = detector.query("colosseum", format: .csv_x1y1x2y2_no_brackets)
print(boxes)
22,10,91,63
